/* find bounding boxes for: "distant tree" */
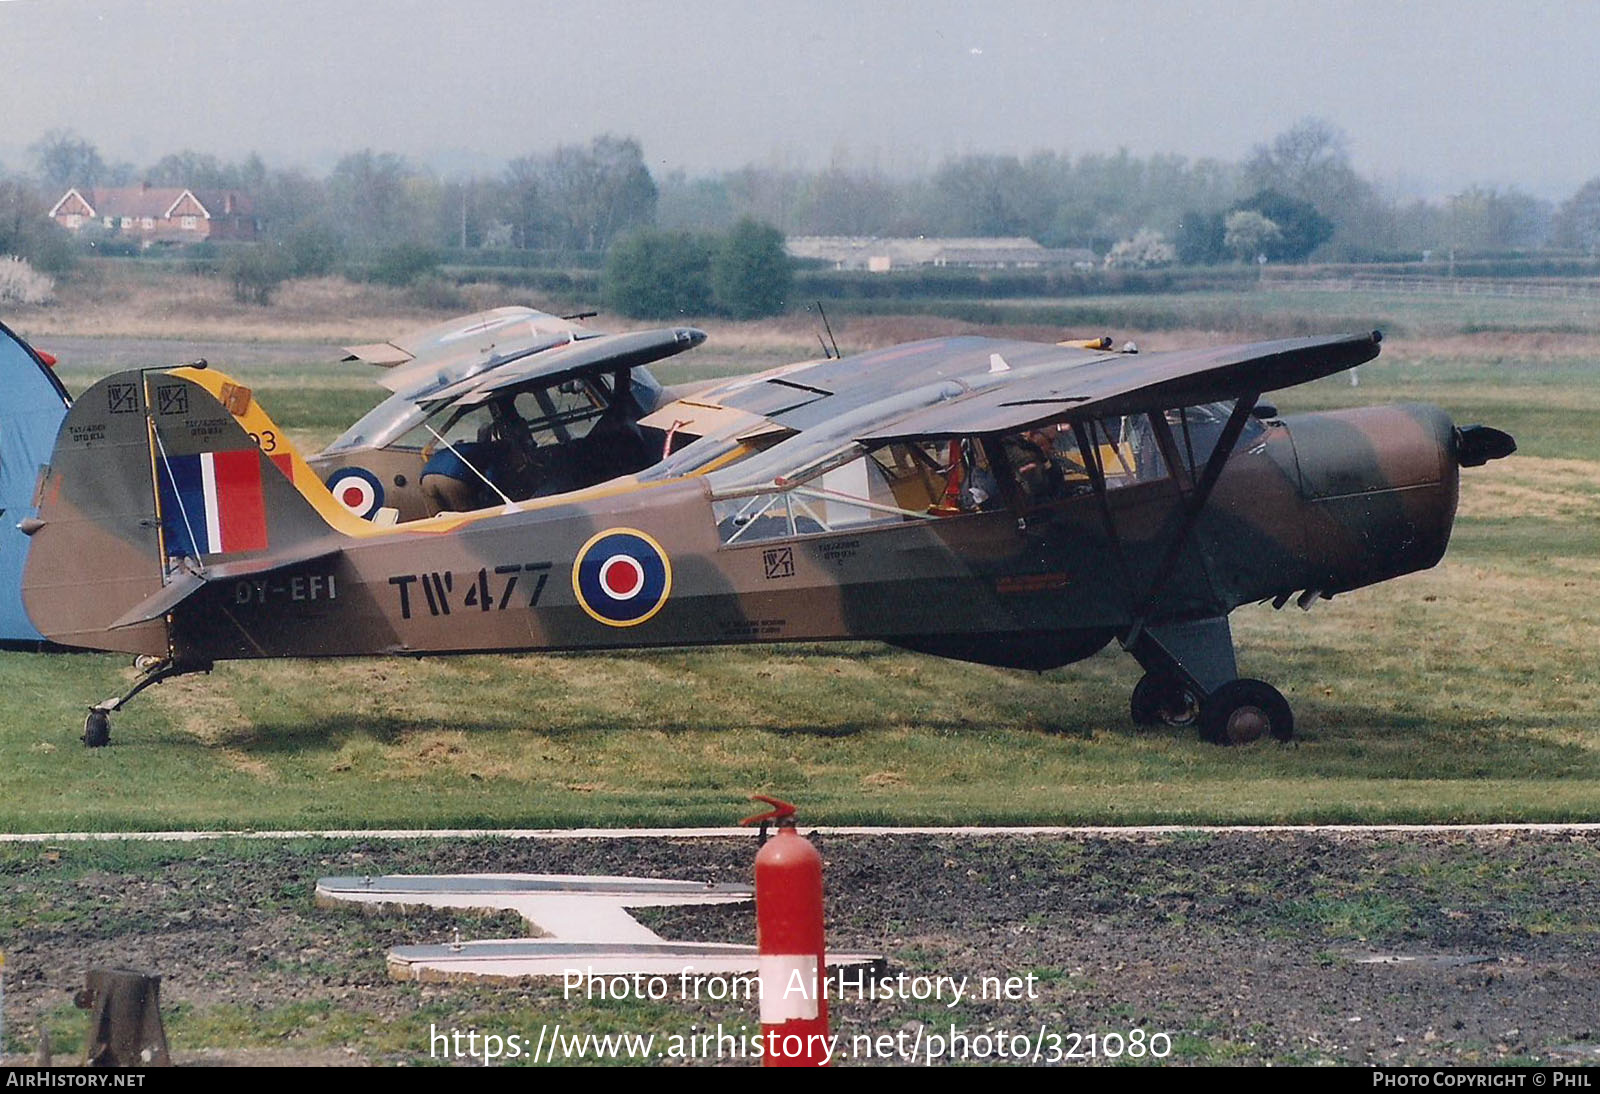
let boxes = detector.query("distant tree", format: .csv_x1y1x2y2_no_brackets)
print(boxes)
1175,209,1227,265
438,179,488,249
792,167,902,236
30,129,106,189
1497,188,1554,249
1246,117,1378,253
103,161,139,187
657,170,734,232
1104,228,1177,270
144,150,234,188
327,150,435,252
1553,177,1600,253
1232,189,1331,261
0,181,74,274
500,136,656,251
603,228,712,318
722,166,810,233
1244,118,1367,214
222,244,291,305
0,256,55,306
711,219,791,318
283,218,341,276
235,153,269,193
253,167,327,238
1224,210,1281,263
369,242,439,286
544,135,658,250
1445,185,1553,251
502,153,555,249
928,154,1043,237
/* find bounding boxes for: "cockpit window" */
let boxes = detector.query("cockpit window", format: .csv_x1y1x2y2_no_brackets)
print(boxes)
1084,414,1168,489
1164,400,1266,473
711,447,932,544
387,378,609,451
513,380,608,445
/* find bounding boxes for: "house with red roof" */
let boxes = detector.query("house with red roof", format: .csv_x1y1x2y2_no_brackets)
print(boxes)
48,184,258,245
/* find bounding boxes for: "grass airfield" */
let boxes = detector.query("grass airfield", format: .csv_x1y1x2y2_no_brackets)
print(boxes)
2,281,1596,830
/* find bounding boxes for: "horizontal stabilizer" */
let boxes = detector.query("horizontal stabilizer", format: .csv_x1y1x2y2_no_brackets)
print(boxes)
108,542,343,630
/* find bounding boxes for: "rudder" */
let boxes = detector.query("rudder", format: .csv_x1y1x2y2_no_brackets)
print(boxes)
22,368,341,653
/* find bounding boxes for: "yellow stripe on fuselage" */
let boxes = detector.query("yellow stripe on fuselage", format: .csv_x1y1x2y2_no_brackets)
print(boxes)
174,367,746,538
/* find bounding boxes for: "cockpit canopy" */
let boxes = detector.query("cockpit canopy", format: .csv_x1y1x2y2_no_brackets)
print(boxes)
322,367,664,456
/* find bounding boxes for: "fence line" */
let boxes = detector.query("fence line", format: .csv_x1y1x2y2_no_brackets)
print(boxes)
1267,276,1600,300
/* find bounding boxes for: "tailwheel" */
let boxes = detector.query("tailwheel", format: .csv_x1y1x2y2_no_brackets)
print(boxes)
1199,679,1293,745
82,707,111,748
1130,671,1201,728
77,657,210,748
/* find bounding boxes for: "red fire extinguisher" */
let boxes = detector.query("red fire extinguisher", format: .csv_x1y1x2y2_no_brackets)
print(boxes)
742,795,829,1067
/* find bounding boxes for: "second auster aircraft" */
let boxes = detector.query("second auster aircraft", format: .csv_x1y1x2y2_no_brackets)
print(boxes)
19,326,1513,747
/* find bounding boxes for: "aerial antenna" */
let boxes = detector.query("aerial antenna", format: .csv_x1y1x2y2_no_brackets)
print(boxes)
815,301,841,360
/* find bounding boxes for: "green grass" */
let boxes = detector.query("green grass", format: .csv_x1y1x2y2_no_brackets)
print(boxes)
828,287,1600,338
11,294,1600,830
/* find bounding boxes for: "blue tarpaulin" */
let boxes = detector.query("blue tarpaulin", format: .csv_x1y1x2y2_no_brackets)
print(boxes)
0,321,70,644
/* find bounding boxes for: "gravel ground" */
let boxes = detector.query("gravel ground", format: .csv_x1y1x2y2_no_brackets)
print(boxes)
3,830,1599,1066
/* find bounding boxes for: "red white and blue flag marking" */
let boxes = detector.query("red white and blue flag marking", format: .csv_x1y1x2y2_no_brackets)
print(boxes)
158,449,268,557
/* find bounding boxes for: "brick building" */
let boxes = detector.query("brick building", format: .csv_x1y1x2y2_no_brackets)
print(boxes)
48,184,258,244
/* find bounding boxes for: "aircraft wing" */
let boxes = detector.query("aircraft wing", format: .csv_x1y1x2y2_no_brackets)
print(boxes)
853,331,1383,444
417,327,706,408
343,307,609,397
345,307,572,372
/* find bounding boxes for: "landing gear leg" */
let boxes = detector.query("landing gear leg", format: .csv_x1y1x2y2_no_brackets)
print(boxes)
81,657,211,748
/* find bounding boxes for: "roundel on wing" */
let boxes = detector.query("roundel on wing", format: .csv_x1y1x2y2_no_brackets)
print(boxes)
572,528,672,627
325,467,385,519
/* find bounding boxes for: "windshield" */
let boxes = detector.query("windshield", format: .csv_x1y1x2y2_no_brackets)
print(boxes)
322,366,661,454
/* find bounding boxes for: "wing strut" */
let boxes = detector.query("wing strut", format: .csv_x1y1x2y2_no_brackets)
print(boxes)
1069,419,1140,599
1125,394,1260,639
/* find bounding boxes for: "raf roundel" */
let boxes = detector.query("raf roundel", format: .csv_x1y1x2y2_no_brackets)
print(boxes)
573,528,672,627
324,467,385,520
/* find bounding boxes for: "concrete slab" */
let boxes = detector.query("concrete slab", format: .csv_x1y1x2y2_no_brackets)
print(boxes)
316,872,881,984
317,873,751,943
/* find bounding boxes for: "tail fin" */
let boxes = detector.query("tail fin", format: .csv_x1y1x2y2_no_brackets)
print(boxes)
22,368,343,653
169,366,380,535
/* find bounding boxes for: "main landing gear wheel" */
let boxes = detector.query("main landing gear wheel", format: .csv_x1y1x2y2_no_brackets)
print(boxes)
1130,671,1201,728
1199,679,1293,745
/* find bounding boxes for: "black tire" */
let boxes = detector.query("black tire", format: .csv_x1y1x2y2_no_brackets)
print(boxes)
1199,679,1293,745
82,709,111,748
1130,671,1201,728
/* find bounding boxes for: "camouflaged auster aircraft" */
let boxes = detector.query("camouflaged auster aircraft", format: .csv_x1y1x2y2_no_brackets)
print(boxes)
20,329,1514,748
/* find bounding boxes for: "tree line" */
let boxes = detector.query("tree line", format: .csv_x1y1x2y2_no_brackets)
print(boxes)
4,119,1600,315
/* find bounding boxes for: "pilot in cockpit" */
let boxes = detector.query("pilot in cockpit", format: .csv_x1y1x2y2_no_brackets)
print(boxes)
418,397,536,512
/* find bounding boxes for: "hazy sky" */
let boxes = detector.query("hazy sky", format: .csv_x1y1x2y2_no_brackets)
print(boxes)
2,0,1596,199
